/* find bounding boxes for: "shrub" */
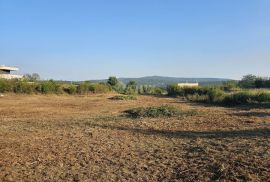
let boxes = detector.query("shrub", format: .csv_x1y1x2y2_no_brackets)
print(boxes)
40,80,61,94
223,81,239,92
251,92,270,103
206,87,224,103
110,95,137,100
13,81,36,94
89,83,112,93
167,84,184,96
139,85,165,95
167,84,209,97
107,76,119,87
63,84,77,94
222,91,270,106
124,105,181,118
0,79,13,92
125,81,137,95
77,81,91,94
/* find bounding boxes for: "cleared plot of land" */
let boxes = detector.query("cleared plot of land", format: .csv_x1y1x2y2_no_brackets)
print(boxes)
0,94,269,181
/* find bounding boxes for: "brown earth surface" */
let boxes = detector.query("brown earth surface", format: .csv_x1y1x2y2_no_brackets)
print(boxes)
0,94,269,181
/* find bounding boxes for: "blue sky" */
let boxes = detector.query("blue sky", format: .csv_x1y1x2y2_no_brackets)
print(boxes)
0,0,269,80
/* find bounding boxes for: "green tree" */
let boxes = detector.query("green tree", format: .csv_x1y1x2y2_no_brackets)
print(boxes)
23,73,41,82
107,76,119,86
239,74,257,88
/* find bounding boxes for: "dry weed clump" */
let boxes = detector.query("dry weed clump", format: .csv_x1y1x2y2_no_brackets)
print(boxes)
124,105,197,118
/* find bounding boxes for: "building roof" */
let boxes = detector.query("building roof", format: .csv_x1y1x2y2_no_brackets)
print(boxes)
0,65,19,71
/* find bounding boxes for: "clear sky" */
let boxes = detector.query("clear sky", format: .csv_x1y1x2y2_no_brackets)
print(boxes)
0,0,269,80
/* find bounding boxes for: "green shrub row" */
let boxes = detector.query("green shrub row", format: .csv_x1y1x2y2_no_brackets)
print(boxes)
167,84,215,97
186,89,270,106
0,79,112,94
222,91,270,106
166,83,270,106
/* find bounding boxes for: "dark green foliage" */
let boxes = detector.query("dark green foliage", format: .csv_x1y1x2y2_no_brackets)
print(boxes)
124,105,181,118
107,76,124,93
167,84,185,96
222,92,251,106
110,95,137,100
107,76,119,86
254,79,265,88
238,74,270,89
238,74,257,88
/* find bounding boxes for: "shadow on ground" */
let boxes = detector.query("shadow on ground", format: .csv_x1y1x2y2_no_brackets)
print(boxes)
89,123,270,139
232,111,270,117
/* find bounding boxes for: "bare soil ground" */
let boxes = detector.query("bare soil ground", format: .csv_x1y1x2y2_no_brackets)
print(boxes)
0,94,269,182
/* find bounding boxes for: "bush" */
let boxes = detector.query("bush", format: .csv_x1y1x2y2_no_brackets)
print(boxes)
77,81,91,94
252,92,270,103
89,83,112,93
40,80,61,94
13,81,36,94
63,84,77,94
206,88,224,103
0,79,13,92
139,85,165,95
110,95,137,100
124,105,181,118
221,91,270,106
167,84,185,96
222,92,252,106
125,81,137,95
167,84,208,97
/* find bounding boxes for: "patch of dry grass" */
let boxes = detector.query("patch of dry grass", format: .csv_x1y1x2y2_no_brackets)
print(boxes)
0,94,269,181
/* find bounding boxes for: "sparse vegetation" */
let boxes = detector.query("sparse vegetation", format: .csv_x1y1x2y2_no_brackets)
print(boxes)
0,93,269,181
124,105,185,118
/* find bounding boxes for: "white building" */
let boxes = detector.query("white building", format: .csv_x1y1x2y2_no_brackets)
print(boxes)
0,65,23,79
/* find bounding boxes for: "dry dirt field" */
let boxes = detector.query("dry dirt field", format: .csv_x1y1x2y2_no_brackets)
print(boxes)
0,94,269,182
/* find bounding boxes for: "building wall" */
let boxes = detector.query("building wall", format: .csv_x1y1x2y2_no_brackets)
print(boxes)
0,70,11,74
0,74,23,79
177,83,199,87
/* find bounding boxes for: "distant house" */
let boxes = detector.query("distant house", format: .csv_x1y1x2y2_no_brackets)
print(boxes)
0,65,23,79
177,83,199,87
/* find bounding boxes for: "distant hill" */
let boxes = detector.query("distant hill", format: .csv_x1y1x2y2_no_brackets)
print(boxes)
89,76,232,87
